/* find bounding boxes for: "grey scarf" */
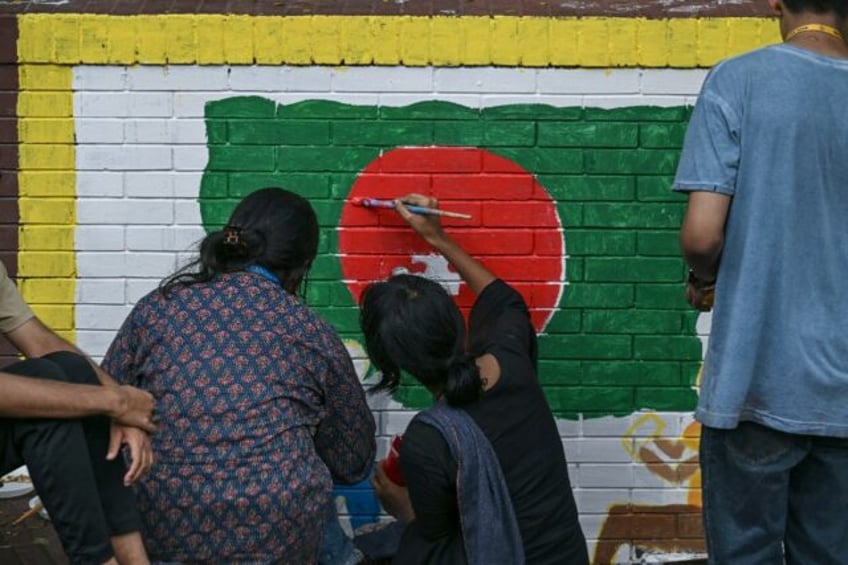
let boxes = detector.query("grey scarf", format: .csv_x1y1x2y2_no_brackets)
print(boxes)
415,402,525,565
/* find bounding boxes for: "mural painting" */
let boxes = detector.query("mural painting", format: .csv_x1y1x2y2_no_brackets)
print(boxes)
2,5,779,562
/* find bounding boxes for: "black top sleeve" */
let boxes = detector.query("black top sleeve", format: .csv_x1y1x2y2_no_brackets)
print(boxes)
468,279,537,369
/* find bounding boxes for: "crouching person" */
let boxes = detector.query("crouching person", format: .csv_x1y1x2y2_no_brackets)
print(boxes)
0,260,156,565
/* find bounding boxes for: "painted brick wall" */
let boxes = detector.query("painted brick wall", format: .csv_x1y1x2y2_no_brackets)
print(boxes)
8,11,780,564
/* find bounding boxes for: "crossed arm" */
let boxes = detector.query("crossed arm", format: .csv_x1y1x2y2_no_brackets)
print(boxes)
2,316,156,483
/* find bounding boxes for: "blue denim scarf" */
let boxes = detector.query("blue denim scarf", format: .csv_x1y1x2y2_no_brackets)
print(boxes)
415,402,525,565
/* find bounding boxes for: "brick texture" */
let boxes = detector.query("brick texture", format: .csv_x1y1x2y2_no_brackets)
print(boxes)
2,9,730,562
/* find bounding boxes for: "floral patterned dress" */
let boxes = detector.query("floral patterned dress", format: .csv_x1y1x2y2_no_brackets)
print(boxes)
103,272,375,564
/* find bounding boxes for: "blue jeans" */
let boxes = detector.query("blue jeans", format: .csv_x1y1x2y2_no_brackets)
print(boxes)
700,422,848,564
318,497,359,565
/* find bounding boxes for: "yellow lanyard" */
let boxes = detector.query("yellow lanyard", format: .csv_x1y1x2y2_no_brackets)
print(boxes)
785,24,845,42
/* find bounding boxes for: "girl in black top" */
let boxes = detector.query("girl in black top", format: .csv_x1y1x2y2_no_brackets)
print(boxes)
362,194,589,564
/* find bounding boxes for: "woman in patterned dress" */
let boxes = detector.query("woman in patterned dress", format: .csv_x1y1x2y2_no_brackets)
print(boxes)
103,188,376,563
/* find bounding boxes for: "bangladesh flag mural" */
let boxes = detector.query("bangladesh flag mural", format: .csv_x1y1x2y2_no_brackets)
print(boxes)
200,96,701,419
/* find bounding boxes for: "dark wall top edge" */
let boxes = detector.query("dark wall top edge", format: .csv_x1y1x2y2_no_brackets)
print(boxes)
0,0,774,18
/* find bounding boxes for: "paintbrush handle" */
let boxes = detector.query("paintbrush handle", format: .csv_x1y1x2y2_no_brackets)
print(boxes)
358,198,472,220
402,204,472,220
11,501,43,526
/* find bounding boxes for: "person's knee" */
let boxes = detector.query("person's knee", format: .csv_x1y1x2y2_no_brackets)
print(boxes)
3,352,99,386
3,357,68,382
42,351,100,386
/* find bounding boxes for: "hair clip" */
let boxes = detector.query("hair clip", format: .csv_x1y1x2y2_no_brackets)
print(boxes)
223,226,242,246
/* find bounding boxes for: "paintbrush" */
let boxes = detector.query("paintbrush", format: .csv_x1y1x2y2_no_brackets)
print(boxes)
11,500,43,526
350,197,472,220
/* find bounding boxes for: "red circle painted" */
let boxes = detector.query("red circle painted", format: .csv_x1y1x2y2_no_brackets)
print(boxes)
339,147,564,333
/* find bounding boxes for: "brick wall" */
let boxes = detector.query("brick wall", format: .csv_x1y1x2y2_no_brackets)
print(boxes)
8,11,780,564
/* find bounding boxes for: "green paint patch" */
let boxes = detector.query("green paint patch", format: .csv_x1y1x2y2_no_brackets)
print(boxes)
201,97,701,419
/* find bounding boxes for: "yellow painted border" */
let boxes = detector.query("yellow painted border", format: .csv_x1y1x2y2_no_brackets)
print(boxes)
16,63,77,337
14,14,779,335
17,15,780,67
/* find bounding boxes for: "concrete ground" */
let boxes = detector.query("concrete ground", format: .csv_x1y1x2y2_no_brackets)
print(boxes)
0,494,67,565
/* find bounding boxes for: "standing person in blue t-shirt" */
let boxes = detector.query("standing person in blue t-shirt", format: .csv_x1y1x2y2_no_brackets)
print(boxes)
673,0,848,562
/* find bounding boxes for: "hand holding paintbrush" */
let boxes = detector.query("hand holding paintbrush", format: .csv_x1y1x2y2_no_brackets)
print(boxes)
350,197,472,220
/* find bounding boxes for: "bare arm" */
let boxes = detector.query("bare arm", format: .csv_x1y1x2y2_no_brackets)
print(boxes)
3,317,156,432
395,194,496,296
7,316,120,387
679,191,731,282
0,370,127,419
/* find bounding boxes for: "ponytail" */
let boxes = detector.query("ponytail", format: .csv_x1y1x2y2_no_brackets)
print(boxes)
442,356,484,406
160,226,266,295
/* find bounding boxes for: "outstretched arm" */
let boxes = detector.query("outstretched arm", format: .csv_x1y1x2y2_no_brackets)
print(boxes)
395,194,495,296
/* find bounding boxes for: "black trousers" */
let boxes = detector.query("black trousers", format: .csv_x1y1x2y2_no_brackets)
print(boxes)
0,351,143,565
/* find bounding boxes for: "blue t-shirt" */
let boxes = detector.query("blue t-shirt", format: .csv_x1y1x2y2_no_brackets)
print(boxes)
673,44,848,437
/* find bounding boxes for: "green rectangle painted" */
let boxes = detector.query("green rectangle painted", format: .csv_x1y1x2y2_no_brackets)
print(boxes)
636,284,690,309
637,176,682,202
229,119,332,145
208,146,275,171
583,203,684,228
200,97,703,419
228,173,331,198
495,148,584,173
583,310,683,334
637,231,681,256
567,230,636,255
634,336,703,360
635,387,698,411
482,122,536,147
538,122,639,148
639,123,688,148
562,283,634,308
538,361,582,385
585,106,685,122
276,147,382,172
637,362,683,386
482,105,582,121
538,334,633,359
584,149,680,175
541,175,635,201
546,386,635,412
585,257,682,282
580,361,642,386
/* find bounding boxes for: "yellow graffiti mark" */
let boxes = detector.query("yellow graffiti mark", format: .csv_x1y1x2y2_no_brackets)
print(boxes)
621,412,667,458
624,413,703,508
